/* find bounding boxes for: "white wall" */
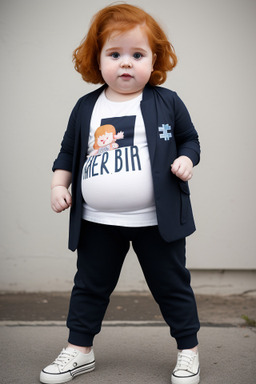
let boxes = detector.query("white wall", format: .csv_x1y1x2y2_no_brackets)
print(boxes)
0,0,256,292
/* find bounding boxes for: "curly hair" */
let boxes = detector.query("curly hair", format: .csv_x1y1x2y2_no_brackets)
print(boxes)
73,4,177,85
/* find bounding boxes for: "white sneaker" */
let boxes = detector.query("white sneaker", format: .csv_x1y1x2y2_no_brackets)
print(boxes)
171,350,200,384
40,347,95,384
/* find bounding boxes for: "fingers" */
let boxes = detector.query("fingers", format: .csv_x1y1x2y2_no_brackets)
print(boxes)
172,164,193,181
171,156,193,181
65,193,72,207
52,197,72,213
51,187,72,213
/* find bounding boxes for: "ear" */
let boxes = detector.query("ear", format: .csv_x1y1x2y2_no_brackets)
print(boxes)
152,53,157,71
98,53,101,71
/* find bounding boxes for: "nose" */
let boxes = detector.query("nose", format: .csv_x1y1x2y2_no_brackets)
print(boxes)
120,56,132,68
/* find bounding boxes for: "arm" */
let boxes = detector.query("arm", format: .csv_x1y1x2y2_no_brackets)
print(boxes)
51,170,72,213
171,93,200,181
51,99,82,212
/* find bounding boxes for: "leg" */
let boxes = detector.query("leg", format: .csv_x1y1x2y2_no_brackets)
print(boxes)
67,220,130,346
132,226,200,350
40,222,129,384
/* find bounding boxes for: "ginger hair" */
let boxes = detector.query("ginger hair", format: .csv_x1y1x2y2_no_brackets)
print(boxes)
73,4,177,85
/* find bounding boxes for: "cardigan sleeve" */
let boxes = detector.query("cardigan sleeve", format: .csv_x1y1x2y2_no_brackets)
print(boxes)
173,93,200,166
52,99,82,172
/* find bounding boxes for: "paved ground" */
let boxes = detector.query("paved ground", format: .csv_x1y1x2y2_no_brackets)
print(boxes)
0,292,256,384
1,292,256,326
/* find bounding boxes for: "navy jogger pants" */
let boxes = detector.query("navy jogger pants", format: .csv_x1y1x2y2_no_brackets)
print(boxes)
67,220,200,350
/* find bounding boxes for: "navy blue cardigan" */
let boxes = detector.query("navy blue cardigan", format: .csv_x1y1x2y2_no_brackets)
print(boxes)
53,84,200,251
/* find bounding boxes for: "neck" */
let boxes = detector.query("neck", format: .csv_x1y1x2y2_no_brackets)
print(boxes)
105,87,143,102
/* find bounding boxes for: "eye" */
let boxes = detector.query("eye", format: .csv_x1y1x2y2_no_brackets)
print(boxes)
133,52,143,59
111,52,120,59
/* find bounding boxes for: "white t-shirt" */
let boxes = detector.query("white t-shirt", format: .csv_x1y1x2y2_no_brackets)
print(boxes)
81,90,157,227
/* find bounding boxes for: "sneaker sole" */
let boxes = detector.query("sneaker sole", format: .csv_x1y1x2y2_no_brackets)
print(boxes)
171,371,200,384
40,361,95,384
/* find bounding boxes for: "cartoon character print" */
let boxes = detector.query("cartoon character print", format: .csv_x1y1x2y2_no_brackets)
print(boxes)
91,124,124,155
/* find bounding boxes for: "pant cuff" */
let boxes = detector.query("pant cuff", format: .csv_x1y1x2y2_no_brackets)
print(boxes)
68,330,94,347
176,333,198,350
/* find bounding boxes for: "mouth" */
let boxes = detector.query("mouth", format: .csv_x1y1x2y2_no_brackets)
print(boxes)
120,73,133,79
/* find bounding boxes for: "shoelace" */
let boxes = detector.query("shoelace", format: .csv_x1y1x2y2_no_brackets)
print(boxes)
175,352,196,372
52,349,78,368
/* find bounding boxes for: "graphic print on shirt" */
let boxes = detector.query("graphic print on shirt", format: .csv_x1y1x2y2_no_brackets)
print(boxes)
101,116,135,148
82,116,142,180
91,124,124,156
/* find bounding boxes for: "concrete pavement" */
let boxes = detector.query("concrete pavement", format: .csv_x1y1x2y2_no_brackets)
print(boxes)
0,293,256,383
0,323,256,384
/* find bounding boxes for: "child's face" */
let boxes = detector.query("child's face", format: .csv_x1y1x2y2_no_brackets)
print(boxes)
100,26,156,100
97,131,114,147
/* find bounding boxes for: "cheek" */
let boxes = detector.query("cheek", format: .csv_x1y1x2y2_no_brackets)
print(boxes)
97,137,103,146
106,133,113,143
105,66,115,77
100,58,110,74
100,59,117,81
136,64,153,82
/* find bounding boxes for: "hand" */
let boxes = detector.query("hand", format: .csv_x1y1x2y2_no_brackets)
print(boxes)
51,186,72,213
171,156,193,181
115,131,124,140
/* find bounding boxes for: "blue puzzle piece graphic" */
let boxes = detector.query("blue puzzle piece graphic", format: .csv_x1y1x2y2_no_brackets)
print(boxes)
158,124,172,141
